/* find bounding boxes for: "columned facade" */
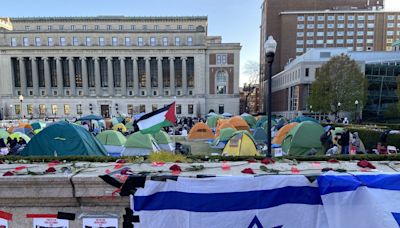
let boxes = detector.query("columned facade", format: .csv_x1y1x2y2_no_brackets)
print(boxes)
0,16,241,119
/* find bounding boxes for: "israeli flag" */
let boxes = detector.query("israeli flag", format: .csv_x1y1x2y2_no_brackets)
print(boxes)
318,173,400,228
132,176,327,228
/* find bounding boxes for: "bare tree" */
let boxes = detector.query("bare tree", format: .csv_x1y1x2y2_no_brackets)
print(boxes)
244,60,259,85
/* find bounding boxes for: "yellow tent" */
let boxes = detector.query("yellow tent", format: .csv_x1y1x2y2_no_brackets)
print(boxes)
113,123,127,133
272,122,298,145
222,132,259,156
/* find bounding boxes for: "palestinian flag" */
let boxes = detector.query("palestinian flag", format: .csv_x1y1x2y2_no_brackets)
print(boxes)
136,102,176,134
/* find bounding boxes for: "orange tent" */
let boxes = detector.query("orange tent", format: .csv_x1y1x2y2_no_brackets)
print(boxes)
228,116,250,132
272,122,298,144
216,119,230,129
188,122,215,140
7,123,33,133
216,122,236,137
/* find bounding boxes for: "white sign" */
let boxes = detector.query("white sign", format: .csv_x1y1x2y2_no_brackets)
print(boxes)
33,218,69,228
274,147,283,157
82,218,118,228
0,218,8,228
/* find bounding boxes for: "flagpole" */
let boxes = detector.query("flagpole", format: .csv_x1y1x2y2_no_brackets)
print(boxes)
173,96,177,154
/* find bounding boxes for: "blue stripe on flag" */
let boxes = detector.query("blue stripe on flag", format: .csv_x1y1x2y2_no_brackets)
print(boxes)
318,174,400,195
134,186,321,212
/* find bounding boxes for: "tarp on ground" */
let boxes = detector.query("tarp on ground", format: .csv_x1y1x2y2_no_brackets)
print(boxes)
188,122,215,141
21,121,107,156
281,121,324,156
222,131,259,156
96,130,127,146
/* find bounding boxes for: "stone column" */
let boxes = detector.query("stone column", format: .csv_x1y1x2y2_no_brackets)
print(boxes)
157,57,163,96
31,57,39,96
80,57,88,96
133,57,139,96
68,57,76,96
119,57,127,96
107,57,114,96
182,57,187,95
18,57,27,96
169,57,175,95
43,57,51,96
145,57,151,95
94,57,101,95
55,57,63,96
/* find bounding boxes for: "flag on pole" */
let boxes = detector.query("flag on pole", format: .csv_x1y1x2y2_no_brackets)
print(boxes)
136,102,176,134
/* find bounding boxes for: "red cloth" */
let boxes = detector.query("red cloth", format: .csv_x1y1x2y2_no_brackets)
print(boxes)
241,168,255,174
46,167,56,173
357,160,376,169
261,158,275,165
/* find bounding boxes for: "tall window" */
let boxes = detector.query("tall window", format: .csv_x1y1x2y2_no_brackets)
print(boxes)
60,37,66,46
15,104,21,115
35,37,41,46
73,37,79,46
119,25,123,30
112,58,121,87
138,37,143,46
139,104,146,113
188,104,193,114
152,104,157,112
216,54,227,65
99,37,105,46
162,58,170,87
94,25,99,30
74,58,82,87
48,37,54,46
49,58,57,87
218,104,224,114
37,58,45,87
25,58,33,88
85,37,92,46
76,104,82,115
150,58,158,87
150,37,156,46
125,58,133,87
175,37,180,46
23,37,29,46
51,104,58,115
61,58,70,87
137,58,146,87
64,104,71,115
187,36,193,46
27,104,33,115
87,58,95,87
187,57,194,87
174,58,182,87
162,37,168,46
112,37,118,46
99,58,108,87
39,104,46,115
82,25,87,30
127,104,134,115
176,104,182,114
125,37,131,46
12,58,20,87
59,25,64,30
216,71,227,94
11,37,17,47
107,25,112,30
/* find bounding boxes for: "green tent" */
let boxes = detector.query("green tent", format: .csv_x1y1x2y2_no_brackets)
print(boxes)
253,127,268,144
152,131,174,152
256,116,268,128
206,115,223,128
218,128,236,141
0,129,9,140
96,130,126,146
262,119,278,131
123,132,160,156
10,132,30,143
30,121,46,130
241,115,257,129
21,121,107,156
125,122,134,130
281,121,324,156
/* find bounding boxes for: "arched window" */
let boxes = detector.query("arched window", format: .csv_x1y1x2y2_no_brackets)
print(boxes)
216,71,227,94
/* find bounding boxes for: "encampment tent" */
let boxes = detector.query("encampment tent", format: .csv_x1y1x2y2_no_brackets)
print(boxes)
241,114,257,129
123,132,160,156
215,122,236,137
21,121,107,156
228,116,250,132
188,122,215,140
281,121,324,156
211,127,236,149
290,116,318,124
253,127,268,144
113,123,127,133
206,115,223,129
96,130,127,156
153,131,175,152
272,122,298,145
222,131,259,156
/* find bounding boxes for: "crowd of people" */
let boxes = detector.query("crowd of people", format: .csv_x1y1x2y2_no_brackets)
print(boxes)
0,136,27,155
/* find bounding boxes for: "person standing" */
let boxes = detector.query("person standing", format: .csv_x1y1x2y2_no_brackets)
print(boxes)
340,130,350,154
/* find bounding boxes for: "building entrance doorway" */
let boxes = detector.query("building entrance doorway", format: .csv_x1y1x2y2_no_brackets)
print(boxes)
101,105,110,118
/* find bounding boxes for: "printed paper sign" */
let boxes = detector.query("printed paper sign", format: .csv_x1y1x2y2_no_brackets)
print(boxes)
82,218,118,228
33,218,68,228
0,218,8,228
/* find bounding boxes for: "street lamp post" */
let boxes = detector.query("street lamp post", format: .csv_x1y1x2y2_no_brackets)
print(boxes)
354,100,359,122
18,95,24,119
337,102,341,122
264,36,277,157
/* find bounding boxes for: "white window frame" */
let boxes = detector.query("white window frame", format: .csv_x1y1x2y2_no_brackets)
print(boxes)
59,37,66,46
23,37,29,46
138,37,143,46
162,37,168,46
297,32,304,37
85,37,92,46
175,37,180,46
99,37,105,46
35,37,41,46
112,37,118,46
48,37,53,46
11,37,17,47
125,37,131,46
187,36,193,46
150,37,156,46
73,37,79,46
